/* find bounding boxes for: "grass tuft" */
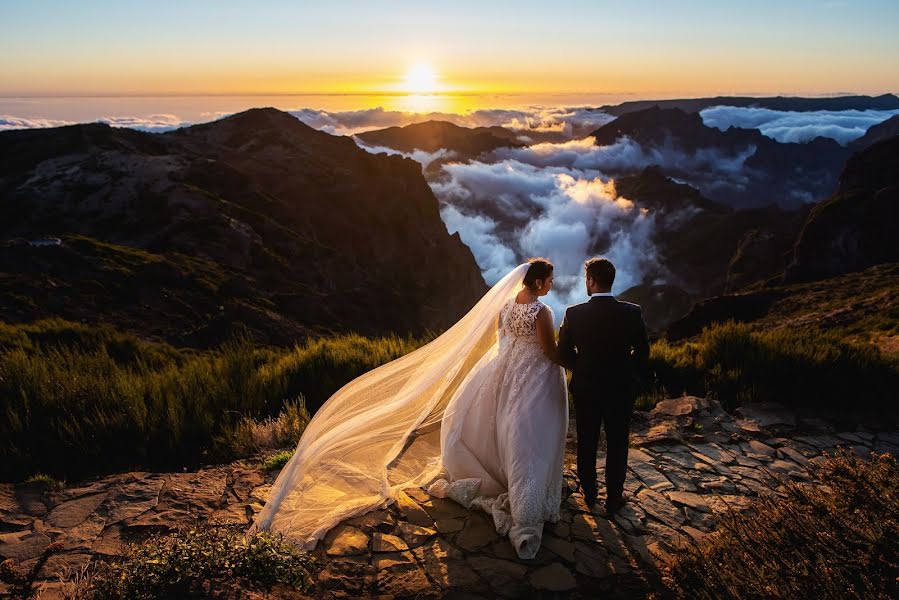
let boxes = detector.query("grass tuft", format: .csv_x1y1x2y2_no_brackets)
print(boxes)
260,450,294,472
23,473,64,491
665,451,899,600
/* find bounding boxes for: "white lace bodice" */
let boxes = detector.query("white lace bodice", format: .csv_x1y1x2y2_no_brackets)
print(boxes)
500,299,546,342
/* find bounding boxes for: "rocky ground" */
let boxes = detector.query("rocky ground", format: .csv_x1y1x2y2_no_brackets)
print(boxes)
3,397,898,599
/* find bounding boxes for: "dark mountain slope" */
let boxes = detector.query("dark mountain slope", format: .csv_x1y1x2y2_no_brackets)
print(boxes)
0,108,486,346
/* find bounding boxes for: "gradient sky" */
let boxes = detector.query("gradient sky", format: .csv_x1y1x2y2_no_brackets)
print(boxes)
2,0,898,98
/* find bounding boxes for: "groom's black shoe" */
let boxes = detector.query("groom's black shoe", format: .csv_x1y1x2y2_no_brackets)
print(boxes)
604,495,626,515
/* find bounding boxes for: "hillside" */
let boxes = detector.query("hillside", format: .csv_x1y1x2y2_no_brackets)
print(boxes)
787,135,899,282
0,108,487,347
355,120,523,157
666,136,899,351
611,167,807,331
666,263,899,355
590,106,850,209
598,93,899,117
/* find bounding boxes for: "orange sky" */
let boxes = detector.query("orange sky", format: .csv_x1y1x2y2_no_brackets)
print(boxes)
2,1,898,99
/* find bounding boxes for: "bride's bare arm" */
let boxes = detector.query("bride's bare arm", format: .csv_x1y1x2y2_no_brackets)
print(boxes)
536,307,564,366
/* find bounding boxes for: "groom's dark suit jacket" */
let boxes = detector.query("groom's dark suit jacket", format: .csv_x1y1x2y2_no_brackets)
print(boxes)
558,296,651,403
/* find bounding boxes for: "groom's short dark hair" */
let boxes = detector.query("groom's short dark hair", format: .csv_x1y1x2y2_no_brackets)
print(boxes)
585,257,615,289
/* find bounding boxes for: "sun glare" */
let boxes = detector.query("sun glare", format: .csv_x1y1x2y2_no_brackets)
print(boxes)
402,63,438,94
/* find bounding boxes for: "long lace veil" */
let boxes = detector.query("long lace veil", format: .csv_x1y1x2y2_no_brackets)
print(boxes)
253,263,530,548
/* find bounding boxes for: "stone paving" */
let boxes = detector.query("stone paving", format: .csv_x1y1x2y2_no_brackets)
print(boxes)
2,396,898,599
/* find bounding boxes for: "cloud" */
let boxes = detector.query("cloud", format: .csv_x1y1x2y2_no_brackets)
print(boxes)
0,115,74,130
700,105,899,145
290,106,614,138
1,113,189,133
352,137,457,171
440,205,516,284
491,136,755,197
432,158,663,318
96,114,190,132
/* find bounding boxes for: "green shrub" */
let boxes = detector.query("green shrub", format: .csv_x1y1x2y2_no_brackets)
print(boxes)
23,473,64,491
84,526,314,599
0,318,183,369
0,319,426,481
261,450,294,472
649,321,899,410
269,333,428,413
665,451,899,599
0,324,291,480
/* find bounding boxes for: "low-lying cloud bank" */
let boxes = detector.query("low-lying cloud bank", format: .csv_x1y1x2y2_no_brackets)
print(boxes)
0,114,189,133
352,138,457,171
291,106,614,138
352,131,758,313
700,106,899,145
429,157,667,317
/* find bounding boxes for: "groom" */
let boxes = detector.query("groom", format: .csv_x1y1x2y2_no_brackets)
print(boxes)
558,258,650,515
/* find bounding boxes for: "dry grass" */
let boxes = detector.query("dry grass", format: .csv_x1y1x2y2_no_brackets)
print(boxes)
665,451,899,600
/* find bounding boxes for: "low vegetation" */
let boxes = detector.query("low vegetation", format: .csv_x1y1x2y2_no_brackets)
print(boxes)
665,451,899,599
260,450,295,472
2,316,896,481
643,321,899,411
0,318,426,481
67,527,313,599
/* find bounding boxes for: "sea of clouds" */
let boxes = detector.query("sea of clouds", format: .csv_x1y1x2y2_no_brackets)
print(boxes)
4,103,897,315
0,113,190,133
289,106,615,138
699,106,899,145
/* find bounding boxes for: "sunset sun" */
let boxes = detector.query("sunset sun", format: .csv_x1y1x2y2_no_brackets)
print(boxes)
402,63,438,94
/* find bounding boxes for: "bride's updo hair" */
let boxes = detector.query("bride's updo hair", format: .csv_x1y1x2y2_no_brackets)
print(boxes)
523,258,553,291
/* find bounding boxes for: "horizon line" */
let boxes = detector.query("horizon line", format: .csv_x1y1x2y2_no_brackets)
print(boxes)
1,90,897,100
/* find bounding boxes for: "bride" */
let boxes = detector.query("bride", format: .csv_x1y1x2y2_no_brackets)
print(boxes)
253,259,568,559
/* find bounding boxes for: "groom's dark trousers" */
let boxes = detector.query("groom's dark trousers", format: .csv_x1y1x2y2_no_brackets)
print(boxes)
559,296,650,503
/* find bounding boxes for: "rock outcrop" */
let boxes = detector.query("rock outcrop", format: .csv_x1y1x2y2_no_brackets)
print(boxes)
850,114,899,150
787,135,899,282
0,108,487,346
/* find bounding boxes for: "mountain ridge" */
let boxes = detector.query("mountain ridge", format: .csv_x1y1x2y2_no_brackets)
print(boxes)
0,107,487,347
598,93,899,117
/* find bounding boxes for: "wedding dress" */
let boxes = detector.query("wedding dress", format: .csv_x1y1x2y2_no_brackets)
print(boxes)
428,297,568,559
254,263,566,551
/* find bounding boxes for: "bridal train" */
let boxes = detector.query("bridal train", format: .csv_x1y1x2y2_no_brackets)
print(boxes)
253,262,567,560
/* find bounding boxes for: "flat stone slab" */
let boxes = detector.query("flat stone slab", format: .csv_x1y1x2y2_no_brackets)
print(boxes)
635,488,685,529
0,531,51,561
46,493,108,528
372,532,408,552
666,491,710,513
396,522,437,548
529,562,577,591
323,524,369,557
629,461,675,492
394,491,434,527
652,396,709,417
